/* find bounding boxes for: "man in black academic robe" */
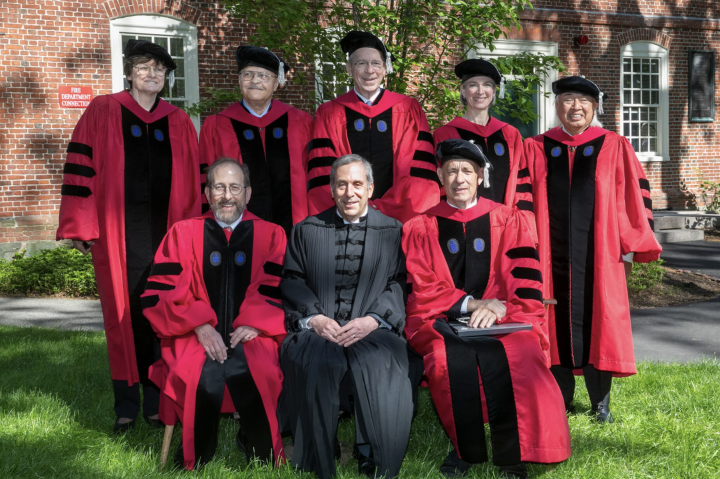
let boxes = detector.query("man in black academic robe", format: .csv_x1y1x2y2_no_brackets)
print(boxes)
280,154,412,479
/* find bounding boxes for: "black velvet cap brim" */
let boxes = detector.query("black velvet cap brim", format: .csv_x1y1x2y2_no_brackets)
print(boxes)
235,46,290,75
455,59,502,85
124,39,177,71
436,139,489,168
340,30,394,60
552,76,606,102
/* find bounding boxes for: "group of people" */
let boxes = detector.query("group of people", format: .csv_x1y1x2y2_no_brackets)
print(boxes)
56,30,662,479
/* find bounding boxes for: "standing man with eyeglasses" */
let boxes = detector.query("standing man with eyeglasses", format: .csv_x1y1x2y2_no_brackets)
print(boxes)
307,31,439,224
56,39,200,432
199,46,313,236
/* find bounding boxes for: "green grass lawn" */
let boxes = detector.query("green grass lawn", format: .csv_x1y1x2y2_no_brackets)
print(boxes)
0,326,718,478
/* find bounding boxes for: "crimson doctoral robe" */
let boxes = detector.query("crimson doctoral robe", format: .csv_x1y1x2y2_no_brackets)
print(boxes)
56,90,200,386
199,100,313,234
433,117,524,206
518,126,661,376
403,200,570,465
141,211,287,469
307,90,439,223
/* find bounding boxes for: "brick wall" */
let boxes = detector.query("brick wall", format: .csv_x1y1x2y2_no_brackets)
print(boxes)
0,0,718,255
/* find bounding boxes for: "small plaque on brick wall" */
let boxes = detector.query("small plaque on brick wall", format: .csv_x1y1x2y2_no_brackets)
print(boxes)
688,51,715,122
59,86,92,108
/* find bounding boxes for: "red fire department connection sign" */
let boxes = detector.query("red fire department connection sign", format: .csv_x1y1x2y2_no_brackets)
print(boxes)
59,86,93,108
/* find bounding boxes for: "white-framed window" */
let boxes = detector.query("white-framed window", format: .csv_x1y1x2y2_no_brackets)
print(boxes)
110,15,200,130
469,40,560,137
314,29,352,104
620,42,669,161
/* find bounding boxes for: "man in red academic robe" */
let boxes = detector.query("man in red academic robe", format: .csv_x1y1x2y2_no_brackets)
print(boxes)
141,159,287,470
433,59,523,207
307,31,439,224
403,139,570,479
199,46,312,234
516,76,661,422
56,40,199,432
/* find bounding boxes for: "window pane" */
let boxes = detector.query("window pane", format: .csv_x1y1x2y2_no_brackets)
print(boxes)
631,138,639,151
153,37,168,50
632,123,639,136
633,75,641,88
624,74,631,88
651,59,659,73
623,109,630,121
633,91,641,103
640,123,648,136
641,59,650,73
623,58,632,72
174,59,185,77
624,123,630,136
138,35,152,42
649,108,657,121
624,91,631,103
122,35,135,51
642,75,650,88
641,108,648,121
649,138,657,151
170,38,184,55
642,91,650,104
640,139,648,152
633,59,641,72
651,91,659,104
173,79,185,98
649,123,657,136
631,108,639,121
651,76,658,89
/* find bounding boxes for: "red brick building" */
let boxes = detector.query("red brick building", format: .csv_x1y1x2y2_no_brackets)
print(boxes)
0,0,718,257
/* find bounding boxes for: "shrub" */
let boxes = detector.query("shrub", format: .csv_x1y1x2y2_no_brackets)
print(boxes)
0,247,98,297
627,259,665,292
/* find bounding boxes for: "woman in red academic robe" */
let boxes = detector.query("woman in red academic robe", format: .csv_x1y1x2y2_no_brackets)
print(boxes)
403,139,570,479
433,59,524,207
56,40,199,432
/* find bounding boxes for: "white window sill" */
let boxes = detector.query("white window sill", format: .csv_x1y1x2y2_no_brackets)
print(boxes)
637,155,666,163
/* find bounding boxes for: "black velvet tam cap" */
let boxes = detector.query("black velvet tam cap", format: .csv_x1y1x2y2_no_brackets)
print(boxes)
454,59,502,85
235,46,290,76
340,30,394,59
436,139,489,168
124,39,177,71
552,76,606,102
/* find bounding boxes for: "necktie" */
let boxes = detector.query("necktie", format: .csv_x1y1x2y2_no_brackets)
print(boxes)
224,226,233,233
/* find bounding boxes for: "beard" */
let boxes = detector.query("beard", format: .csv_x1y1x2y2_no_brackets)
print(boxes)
211,199,243,224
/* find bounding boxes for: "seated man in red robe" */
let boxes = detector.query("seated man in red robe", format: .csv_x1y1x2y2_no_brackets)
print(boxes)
140,159,287,470
403,139,571,478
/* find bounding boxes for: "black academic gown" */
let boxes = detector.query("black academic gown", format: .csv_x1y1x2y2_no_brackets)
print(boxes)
280,207,411,479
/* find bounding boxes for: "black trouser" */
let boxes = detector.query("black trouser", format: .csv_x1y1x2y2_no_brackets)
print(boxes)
193,345,273,466
113,297,161,419
550,365,613,407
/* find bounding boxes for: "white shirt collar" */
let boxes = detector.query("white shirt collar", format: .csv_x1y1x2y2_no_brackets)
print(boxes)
354,87,383,105
215,213,244,231
241,98,271,118
446,198,478,210
561,124,591,136
336,205,369,224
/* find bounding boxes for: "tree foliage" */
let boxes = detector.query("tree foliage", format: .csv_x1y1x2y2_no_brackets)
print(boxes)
198,0,567,129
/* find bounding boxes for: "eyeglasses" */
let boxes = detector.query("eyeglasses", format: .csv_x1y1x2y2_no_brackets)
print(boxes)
561,97,593,106
134,65,168,76
209,184,245,196
352,61,385,71
240,71,277,82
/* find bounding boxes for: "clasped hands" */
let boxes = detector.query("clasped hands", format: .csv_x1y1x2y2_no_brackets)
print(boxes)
308,315,377,347
463,299,507,329
194,323,260,363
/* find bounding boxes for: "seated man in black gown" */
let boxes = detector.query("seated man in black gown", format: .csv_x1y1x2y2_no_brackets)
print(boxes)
280,154,412,479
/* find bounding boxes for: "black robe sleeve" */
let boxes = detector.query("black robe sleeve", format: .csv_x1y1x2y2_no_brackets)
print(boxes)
364,249,407,333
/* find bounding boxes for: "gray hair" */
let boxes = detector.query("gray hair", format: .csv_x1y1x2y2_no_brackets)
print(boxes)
205,158,251,188
329,154,374,187
553,96,603,128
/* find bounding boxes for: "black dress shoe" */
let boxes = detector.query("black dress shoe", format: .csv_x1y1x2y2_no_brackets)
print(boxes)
236,428,248,456
439,449,471,478
143,414,163,429
174,444,185,470
113,418,135,434
357,457,377,478
499,462,528,478
564,401,576,414
334,436,341,461
592,404,614,423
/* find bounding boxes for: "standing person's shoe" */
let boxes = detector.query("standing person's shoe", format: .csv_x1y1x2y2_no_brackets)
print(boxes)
113,418,135,434
499,462,528,478
143,414,163,429
592,403,614,423
439,449,471,478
